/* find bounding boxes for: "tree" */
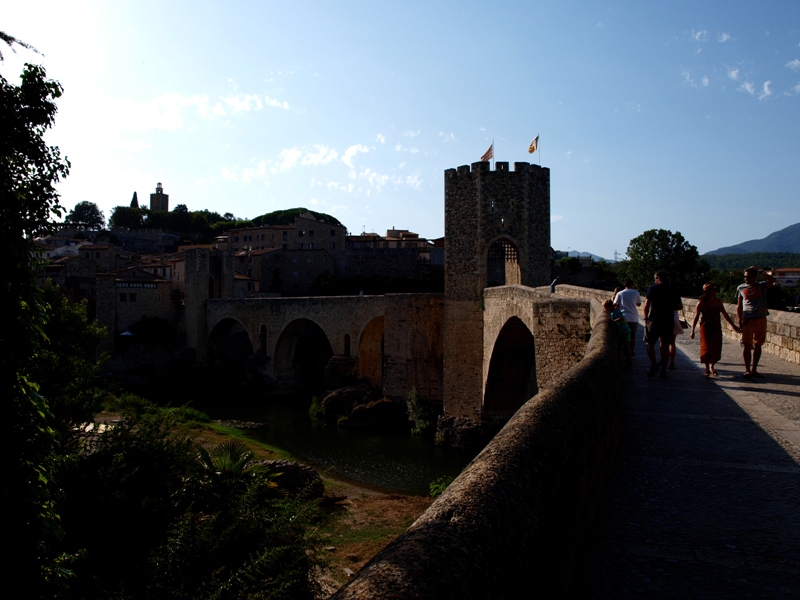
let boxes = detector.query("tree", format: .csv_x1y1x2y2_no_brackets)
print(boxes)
110,205,145,229
0,36,71,592
65,200,105,230
618,229,709,295
130,191,139,208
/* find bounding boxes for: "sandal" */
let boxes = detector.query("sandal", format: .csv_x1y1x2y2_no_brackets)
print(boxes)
743,372,752,379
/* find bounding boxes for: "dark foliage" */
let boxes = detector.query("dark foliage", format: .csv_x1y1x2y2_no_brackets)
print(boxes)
617,229,709,295
702,252,800,271
0,51,71,593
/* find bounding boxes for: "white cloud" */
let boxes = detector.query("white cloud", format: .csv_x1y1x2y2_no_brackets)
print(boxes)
240,159,269,184
342,144,370,168
375,133,386,143
691,29,708,43
404,130,421,137
727,67,739,80
564,151,572,160
717,32,731,43
394,143,419,153
301,145,338,167
439,131,456,143
551,215,564,223
738,81,756,95
222,93,263,112
791,83,800,95
264,95,290,109
278,148,303,171
626,101,642,112
310,198,319,205
405,173,423,190
758,81,772,100
786,59,800,72
701,76,709,87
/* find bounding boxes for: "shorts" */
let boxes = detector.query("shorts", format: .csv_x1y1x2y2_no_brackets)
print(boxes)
741,317,767,346
644,320,672,347
627,321,639,342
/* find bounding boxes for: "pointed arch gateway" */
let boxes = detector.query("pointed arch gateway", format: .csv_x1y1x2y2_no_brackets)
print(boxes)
487,237,521,287
483,316,537,420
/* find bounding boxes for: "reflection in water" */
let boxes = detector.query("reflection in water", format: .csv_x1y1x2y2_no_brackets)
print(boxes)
201,397,473,496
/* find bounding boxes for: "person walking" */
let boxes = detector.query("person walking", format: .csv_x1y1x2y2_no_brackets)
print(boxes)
690,283,739,377
736,266,776,378
644,271,682,379
613,279,641,359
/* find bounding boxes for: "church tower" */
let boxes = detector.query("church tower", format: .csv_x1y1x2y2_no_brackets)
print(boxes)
149,182,169,212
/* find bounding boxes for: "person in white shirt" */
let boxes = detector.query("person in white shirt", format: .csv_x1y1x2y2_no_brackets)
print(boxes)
613,279,642,359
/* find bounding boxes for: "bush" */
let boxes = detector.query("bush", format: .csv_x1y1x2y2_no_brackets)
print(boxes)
429,475,455,498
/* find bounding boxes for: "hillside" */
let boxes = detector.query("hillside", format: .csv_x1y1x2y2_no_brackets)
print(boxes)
706,222,800,255
703,252,800,271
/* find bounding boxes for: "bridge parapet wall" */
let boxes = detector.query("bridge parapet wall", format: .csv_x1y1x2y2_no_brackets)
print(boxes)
332,300,620,599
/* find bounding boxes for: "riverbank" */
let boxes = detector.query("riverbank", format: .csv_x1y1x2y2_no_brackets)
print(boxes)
94,410,434,597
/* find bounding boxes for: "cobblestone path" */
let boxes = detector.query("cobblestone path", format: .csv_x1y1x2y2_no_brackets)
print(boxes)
574,327,800,599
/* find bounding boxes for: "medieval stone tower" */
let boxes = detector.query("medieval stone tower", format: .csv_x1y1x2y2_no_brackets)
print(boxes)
150,182,169,212
443,161,551,422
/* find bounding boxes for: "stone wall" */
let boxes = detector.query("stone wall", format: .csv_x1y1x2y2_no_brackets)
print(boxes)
331,300,620,599
383,294,444,405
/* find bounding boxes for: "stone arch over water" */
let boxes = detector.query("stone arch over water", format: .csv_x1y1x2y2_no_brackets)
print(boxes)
207,317,255,377
483,316,537,421
273,318,333,390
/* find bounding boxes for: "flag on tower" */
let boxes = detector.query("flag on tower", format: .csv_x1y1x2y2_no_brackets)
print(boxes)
481,144,493,162
528,135,539,154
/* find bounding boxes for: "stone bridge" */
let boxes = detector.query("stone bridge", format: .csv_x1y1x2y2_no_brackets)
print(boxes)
195,293,444,402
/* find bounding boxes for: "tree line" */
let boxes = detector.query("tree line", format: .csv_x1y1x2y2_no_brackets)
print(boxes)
2,33,323,599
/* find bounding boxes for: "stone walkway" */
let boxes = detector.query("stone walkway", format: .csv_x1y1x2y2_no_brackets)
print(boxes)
574,327,800,599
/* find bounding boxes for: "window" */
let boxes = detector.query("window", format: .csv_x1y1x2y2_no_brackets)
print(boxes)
298,230,304,237
330,229,336,236
232,236,239,242
120,293,127,302
95,252,101,258
129,293,137,302
330,242,336,250
308,243,314,249
282,231,288,241
309,230,315,237
282,243,287,250
85,252,90,258
298,243,303,249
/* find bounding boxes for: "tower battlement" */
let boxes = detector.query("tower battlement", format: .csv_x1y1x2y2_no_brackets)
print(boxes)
446,161,550,178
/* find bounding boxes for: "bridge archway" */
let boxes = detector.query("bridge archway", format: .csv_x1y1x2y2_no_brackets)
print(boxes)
208,318,255,377
487,237,521,287
483,316,537,420
358,316,384,389
274,318,333,390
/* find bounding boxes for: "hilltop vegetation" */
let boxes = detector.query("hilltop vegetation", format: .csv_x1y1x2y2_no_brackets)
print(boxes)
107,204,343,243
706,222,800,255
702,252,800,271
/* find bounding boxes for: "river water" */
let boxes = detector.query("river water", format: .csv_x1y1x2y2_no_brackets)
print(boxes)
200,396,473,496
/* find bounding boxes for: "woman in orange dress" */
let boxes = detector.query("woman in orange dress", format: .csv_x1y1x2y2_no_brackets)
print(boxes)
690,283,739,377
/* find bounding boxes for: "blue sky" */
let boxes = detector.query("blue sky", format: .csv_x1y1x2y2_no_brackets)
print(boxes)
4,1,799,260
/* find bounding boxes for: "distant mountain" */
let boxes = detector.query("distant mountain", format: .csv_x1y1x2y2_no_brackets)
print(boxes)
706,222,800,255
567,250,609,262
